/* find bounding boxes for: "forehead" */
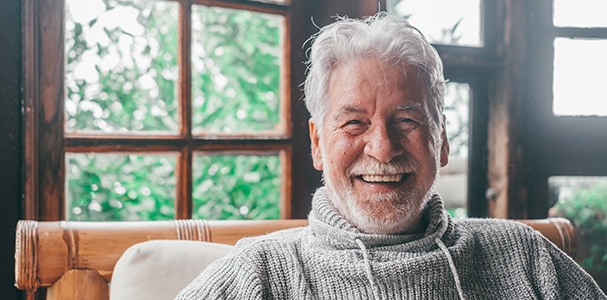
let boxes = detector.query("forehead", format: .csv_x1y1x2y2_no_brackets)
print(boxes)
327,57,428,112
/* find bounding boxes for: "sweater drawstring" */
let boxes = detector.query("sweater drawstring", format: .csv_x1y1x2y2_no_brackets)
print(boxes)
354,238,381,300
434,238,465,300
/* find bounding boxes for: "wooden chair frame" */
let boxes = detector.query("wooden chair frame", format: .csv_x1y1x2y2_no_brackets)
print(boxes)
14,218,574,299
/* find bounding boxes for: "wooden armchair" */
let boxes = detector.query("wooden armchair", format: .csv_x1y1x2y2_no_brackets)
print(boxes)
14,218,575,299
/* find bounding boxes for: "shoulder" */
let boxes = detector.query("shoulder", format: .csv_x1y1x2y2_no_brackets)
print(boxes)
230,226,309,258
236,226,309,247
457,218,536,234
455,218,544,247
176,228,309,299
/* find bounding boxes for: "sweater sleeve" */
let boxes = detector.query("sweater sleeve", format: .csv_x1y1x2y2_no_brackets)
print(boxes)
174,254,264,300
533,234,607,299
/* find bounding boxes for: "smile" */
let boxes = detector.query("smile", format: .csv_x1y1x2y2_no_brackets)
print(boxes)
360,174,404,183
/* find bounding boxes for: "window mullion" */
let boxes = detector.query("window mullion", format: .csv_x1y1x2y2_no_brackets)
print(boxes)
176,0,193,219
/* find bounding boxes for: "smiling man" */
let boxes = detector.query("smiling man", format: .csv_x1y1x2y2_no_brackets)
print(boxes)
309,56,448,235
177,13,606,300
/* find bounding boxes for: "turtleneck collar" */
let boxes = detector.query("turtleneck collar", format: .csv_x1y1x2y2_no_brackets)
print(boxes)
307,187,464,299
307,186,454,251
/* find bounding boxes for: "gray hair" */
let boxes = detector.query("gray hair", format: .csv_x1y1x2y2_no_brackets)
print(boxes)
303,12,445,129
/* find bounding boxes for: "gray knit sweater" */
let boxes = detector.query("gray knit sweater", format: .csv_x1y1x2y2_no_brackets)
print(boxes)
177,187,606,299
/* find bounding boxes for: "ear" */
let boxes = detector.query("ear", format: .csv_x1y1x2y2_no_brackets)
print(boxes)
439,114,450,167
309,119,324,171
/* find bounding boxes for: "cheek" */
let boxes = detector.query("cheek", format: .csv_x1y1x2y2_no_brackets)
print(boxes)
404,133,440,161
325,135,363,167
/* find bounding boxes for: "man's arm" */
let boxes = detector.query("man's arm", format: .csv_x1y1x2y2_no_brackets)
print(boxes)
534,235,607,299
175,254,264,300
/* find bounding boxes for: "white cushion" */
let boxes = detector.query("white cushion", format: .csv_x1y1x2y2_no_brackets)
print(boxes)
110,240,234,300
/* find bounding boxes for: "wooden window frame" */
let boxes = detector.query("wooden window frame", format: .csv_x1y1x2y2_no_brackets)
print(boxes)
23,0,317,221
524,0,607,217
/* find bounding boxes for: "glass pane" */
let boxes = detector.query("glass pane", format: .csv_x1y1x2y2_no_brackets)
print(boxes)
193,153,281,220
553,38,607,116
66,153,176,221
65,0,179,134
554,0,607,27
549,176,607,291
387,0,482,47
437,83,470,218
191,6,284,135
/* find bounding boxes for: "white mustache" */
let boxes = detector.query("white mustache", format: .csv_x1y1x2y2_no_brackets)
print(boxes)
348,156,417,176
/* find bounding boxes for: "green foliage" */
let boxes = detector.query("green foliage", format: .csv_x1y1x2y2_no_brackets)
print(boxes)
446,207,467,219
65,0,179,133
192,155,281,220
191,6,282,133
553,183,607,272
64,1,284,221
67,154,176,221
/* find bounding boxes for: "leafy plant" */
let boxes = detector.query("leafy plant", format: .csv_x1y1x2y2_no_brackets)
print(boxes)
65,0,179,133
67,153,176,221
553,183,607,273
192,155,281,220
64,0,283,221
191,5,282,133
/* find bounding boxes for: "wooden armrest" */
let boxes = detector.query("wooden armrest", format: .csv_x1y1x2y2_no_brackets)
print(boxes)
14,217,574,297
14,219,306,291
518,218,576,258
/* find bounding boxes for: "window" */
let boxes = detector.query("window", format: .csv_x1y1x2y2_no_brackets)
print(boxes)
24,0,313,221
387,0,482,47
438,82,471,218
552,0,607,117
537,2,607,288
522,0,607,215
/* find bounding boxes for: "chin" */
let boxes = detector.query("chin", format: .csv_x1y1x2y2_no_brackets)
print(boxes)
329,187,429,235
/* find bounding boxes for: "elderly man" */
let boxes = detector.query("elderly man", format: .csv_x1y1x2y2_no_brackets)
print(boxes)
177,13,606,299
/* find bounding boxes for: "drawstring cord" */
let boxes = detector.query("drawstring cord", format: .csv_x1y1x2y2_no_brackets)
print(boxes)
354,238,381,300
435,238,465,300
354,237,464,300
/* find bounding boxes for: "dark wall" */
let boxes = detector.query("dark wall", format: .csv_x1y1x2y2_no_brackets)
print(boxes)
0,0,23,299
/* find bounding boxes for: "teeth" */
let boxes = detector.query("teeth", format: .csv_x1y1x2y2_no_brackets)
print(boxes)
361,174,404,183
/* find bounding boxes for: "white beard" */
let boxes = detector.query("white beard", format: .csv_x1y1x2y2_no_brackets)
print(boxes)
321,151,440,234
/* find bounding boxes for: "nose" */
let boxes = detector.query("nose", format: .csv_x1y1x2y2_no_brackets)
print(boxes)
363,123,404,163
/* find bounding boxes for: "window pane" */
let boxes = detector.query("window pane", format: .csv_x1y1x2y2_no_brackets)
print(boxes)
387,0,482,47
191,6,285,135
65,0,179,134
554,0,607,27
193,153,281,220
66,153,177,221
549,176,607,289
553,38,607,116
437,83,470,218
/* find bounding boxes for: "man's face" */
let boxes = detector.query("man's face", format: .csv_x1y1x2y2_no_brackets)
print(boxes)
309,57,449,234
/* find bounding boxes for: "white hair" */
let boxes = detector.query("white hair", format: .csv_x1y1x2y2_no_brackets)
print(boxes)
303,12,445,130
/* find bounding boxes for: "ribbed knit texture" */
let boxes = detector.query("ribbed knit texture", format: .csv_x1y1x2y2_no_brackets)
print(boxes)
176,187,607,299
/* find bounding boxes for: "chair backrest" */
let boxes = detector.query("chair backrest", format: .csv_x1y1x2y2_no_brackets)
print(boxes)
14,218,574,300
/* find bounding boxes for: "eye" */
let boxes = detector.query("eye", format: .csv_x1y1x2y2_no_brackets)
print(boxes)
397,118,415,124
395,118,418,131
341,119,367,134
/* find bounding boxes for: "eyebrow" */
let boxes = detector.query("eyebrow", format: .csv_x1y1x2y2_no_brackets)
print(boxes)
332,106,366,121
331,103,426,121
395,104,424,113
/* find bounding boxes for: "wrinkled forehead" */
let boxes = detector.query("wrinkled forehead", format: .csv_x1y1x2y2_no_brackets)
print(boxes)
326,58,434,110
